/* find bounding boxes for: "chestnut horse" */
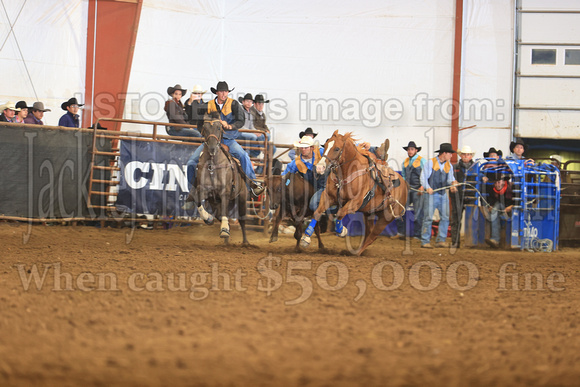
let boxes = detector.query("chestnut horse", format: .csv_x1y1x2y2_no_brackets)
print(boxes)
184,119,249,245
300,130,407,255
267,173,325,252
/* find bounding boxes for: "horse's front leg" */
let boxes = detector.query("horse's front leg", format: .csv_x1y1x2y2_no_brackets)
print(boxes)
196,188,214,225
219,190,230,240
269,207,282,243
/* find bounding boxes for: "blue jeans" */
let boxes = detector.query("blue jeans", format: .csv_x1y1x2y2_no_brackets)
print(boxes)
397,189,424,238
239,131,277,158
186,139,256,186
167,127,202,138
309,188,325,212
238,132,260,157
421,192,449,245
490,202,507,243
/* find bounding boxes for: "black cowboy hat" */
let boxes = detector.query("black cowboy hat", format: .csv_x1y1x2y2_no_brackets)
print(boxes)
491,172,511,182
253,94,270,103
299,127,318,138
167,84,187,96
61,97,84,110
238,93,253,103
483,147,503,158
509,139,528,153
211,81,234,94
402,141,421,152
15,101,31,110
434,143,456,153
89,122,107,130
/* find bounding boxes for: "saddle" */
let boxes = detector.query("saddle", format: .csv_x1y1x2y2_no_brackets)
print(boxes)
366,157,399,193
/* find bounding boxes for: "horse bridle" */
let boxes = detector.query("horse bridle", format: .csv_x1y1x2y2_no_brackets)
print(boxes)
203,119,223,156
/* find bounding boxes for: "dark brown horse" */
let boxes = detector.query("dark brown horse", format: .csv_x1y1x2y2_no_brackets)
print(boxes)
300,130,408,255
267,173,325,252
185,119,249,245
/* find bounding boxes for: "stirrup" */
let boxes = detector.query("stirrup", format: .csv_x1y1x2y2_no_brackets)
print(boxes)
251,181,265,196
182,201,195,210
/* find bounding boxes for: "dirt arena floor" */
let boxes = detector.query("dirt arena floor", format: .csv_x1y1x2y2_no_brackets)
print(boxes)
1,221,579,387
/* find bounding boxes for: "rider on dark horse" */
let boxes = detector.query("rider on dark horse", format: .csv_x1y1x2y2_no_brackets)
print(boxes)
282,136,326,212
185,81,264,196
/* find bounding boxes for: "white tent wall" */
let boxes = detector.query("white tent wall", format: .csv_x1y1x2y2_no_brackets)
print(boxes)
125,0,459,167
0,0,88,125
0,1,516,165
459,0,514,158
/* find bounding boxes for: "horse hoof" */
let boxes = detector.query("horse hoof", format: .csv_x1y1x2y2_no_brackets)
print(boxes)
337,227,348,238
300,236,311,248
220,228,230,238
270,236,278,243
204,215,214,225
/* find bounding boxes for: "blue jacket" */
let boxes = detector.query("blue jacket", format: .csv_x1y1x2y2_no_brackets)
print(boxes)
59,111,80,128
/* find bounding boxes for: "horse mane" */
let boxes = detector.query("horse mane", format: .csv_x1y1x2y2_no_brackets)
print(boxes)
342,131,372,157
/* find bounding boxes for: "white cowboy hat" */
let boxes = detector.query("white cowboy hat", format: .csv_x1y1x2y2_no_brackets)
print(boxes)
191,84,206,94
293,136,315,148
458,145,475,155
1,101,21,112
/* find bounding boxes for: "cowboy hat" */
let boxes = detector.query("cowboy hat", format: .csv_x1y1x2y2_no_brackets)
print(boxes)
15,101,31,110
167,84,187,96
294,136,315,148
509,139,528,153
483,147,502,158
458,145,475,155
1,101,21,112
210,81,234,94
549,154,562,164
299,127,318,138
238,93,253,103
61,97,84,110
191,84,206,94
402,141,421,152
434,143,456,153
253,94,270,104
31,102,51,112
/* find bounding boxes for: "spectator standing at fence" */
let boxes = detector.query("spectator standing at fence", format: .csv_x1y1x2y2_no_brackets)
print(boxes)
395,141,425,240
185,81,264,195
184,84,207,133
238,93,260,157
420,143,458,249
164,84,202,138
58,97,83,128
250,94,277,170
24,102,51,125
0,101,20,122
450,145,476,248
508,139,534,165
484,176,514,248
482,147,503,183
289,127,318,160
14,101,30,123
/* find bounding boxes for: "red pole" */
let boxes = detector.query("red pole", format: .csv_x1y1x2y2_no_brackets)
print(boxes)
451,0,463,162
84,0,143,130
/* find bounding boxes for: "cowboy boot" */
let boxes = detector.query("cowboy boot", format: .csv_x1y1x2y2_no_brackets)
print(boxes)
377,138,390,161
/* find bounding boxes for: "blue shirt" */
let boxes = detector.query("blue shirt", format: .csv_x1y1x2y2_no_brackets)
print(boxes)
283,148,325,175
58,111,80,128
420,156,455,190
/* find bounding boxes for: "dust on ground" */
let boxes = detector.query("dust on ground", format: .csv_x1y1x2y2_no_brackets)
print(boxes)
1,222,579,386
